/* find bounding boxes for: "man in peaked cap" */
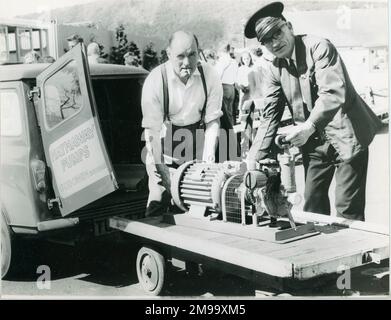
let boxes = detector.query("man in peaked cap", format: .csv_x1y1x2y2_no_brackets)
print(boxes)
244,2,382,221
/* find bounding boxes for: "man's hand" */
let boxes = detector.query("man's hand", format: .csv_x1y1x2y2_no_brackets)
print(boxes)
156,163,172,195
202,119,220,162
285,121,316,147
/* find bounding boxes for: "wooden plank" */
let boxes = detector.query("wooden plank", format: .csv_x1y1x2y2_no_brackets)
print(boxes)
266,232,388,281
163,213,319,243
264,229,367,258
135,217,383,263
273,237,376,262
126,217,233,242
291,210,390,235
238,225,387,260
262,228,387,260
109,216,293,277
293,246,389,280
163,224,227,241
289,233,389,264
188,222,388,265
109,216,389,280
210,227,389,275
222,237,266,251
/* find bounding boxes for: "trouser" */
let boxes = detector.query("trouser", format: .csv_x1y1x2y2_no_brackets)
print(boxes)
145,162,177,217
222,84,235,125
302,136,369,221
145,121,203,217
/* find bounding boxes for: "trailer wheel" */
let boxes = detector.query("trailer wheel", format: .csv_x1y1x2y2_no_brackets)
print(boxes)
136,247,166,295
1,213,12,279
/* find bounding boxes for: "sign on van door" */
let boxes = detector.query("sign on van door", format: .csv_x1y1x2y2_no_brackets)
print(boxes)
36,43,118,216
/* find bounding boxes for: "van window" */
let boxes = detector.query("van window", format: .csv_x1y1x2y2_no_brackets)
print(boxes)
92,78,144,164
0,89,22,136
43,60,82,129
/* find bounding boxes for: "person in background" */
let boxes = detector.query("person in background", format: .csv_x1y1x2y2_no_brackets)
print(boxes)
66,34,83,51
87,42,108,64
250,47,265,68
229,45,236,60
42,56,56,63
23,51,41,64
203,49,217,67
230,45,241,124
236,51,253,119
124,52,141,67
248,47,266,111
215,44,239,125
244,1,382,221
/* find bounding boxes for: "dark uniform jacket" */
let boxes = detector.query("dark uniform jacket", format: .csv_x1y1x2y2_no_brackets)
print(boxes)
248,34,382,162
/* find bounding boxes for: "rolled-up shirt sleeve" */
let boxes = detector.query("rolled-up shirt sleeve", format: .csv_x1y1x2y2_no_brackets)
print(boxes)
141,68,164,131
204,65,223,124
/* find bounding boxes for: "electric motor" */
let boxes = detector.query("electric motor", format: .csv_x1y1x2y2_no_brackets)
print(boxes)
170,136,301,229
171,160,247,214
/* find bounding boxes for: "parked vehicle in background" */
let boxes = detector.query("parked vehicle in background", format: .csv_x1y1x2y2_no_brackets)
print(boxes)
1,44,149,278
0,18,113,64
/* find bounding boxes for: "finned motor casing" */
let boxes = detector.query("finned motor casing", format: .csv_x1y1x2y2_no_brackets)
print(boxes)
171,161,246,213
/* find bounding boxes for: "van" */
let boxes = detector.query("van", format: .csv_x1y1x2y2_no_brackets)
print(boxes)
1,44,149,278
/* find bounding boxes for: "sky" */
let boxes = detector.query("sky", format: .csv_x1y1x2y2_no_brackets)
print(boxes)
0,0,387,19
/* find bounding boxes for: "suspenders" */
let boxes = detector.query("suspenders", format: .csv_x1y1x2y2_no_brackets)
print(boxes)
161,63,208,126
161,63,170,122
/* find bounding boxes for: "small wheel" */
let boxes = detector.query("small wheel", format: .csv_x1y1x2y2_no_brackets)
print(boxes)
136,246,166,295
1,213,12,279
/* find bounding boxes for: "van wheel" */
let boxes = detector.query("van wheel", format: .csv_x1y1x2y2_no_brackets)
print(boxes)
1,214,12,279
136,247,166,296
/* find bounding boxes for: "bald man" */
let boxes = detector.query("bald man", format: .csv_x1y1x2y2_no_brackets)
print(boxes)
141,31,223,216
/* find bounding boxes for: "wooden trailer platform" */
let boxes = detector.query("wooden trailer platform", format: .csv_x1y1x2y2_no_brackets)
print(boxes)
109,210,389,294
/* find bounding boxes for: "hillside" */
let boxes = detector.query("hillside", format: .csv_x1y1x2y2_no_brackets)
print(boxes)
22,0,387,51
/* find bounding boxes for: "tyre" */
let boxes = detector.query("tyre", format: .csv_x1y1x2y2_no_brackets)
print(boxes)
136,246,166,296
1,213,12,279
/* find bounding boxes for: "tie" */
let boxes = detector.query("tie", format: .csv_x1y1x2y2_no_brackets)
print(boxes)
287,58,307,122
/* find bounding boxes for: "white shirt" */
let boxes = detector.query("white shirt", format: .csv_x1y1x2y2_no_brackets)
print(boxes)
236,65,252,87
141,61,223,130
288,45,297,68
215,54,238,85
88,55,99,64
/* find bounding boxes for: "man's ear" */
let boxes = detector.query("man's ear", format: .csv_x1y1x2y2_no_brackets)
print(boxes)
286,22,293,32
166,47,171,58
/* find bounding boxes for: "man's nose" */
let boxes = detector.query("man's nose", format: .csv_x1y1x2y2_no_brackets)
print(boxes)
271,38,282,48
182,56,190,65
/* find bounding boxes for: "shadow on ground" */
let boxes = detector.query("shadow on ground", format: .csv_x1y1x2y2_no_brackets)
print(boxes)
5,237,139,288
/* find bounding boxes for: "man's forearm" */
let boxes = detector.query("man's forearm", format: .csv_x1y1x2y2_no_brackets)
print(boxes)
202,119,220,162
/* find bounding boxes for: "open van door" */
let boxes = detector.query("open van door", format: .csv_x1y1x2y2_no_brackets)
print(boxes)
36,43,118,216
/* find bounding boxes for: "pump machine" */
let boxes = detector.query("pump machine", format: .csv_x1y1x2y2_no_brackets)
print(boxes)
170,135,303,234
